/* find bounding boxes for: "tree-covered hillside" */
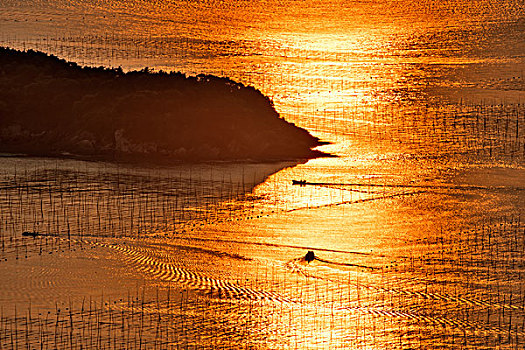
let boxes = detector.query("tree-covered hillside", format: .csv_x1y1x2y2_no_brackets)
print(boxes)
0,48,326,162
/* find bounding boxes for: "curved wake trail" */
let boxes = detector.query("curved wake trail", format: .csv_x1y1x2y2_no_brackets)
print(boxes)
93,240,294,303
41,236,525,314
33,235,523,343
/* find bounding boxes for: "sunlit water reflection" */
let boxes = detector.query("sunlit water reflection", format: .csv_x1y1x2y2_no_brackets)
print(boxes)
1,0,525,348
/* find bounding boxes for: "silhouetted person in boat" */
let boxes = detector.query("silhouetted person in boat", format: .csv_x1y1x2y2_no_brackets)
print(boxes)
304,251,315,263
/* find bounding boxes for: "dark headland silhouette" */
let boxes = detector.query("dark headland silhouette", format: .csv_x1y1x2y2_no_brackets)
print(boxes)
0,47,328,163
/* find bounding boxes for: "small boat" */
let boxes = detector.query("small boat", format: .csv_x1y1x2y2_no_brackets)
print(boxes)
304,251,315,263
292,179,307,185
22,231,39,238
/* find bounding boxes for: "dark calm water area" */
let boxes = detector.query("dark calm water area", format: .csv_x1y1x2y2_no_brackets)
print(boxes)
0,0,524,348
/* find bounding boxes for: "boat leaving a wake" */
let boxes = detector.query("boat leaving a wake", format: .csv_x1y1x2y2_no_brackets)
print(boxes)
296,251,374,270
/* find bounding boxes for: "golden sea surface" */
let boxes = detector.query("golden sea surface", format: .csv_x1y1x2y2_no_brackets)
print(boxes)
1,0,525,348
